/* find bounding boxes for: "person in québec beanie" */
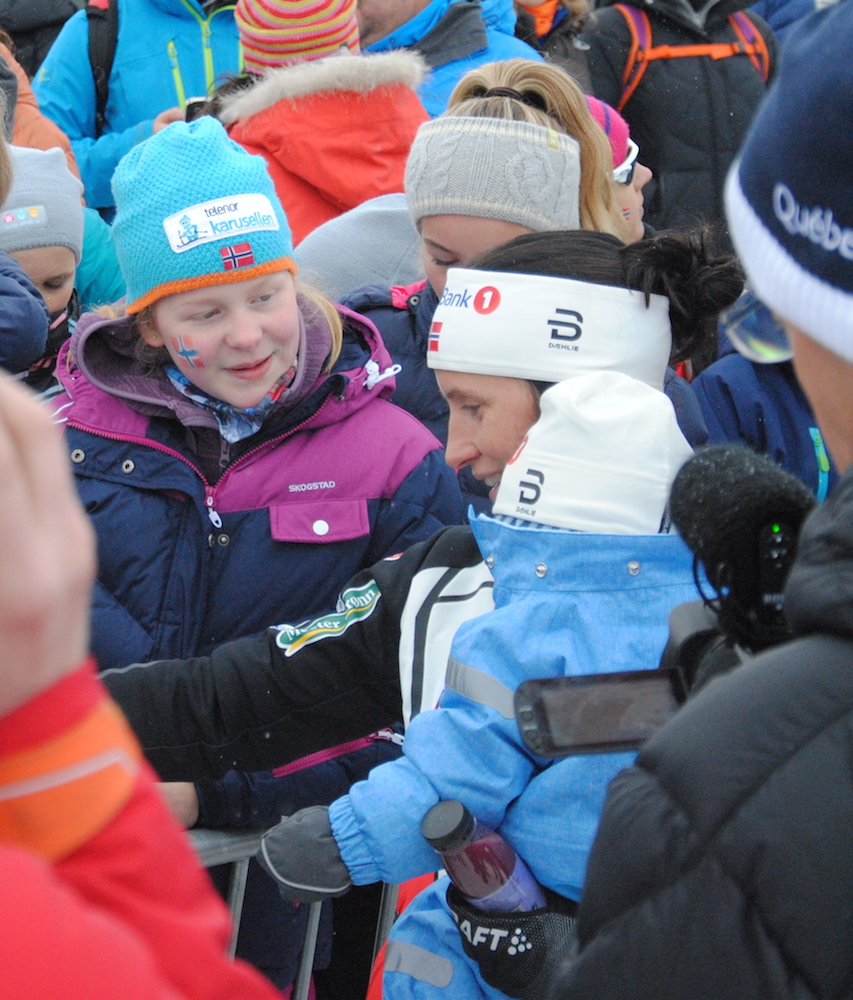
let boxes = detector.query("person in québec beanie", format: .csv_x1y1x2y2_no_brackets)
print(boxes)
509,5,853,998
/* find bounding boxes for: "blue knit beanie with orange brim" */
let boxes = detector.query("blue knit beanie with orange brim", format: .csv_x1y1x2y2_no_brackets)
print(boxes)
111,116,297,314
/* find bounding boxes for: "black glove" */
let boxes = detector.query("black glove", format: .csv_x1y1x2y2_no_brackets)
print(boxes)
257,805,352,903
447,883,578,1000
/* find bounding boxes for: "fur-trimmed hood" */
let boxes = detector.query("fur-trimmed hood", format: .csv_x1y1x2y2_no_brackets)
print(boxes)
217,50,428,125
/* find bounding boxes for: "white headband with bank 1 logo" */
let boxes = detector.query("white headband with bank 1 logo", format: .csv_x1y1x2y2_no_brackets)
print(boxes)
426,268,672,390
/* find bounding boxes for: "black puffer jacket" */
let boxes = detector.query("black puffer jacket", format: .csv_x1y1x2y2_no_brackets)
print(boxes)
556,470,853,999
580,0,776,235
0,0,82,77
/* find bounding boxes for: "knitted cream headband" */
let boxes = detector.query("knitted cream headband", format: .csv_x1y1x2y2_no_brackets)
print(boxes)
427,268,672,390
405,116,581,231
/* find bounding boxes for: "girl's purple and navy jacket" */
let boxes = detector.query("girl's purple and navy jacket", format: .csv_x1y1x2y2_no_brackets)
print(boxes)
52,303,465,673
51,300,465,987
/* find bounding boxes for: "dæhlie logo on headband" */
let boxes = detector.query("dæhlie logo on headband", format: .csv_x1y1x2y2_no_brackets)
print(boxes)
163,193,279,254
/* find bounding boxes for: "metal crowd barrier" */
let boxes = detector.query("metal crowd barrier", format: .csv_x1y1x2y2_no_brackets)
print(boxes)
190,828,400,1000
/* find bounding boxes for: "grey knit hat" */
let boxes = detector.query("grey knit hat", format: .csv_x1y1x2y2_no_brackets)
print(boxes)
405,116,581,230
0,146,84,263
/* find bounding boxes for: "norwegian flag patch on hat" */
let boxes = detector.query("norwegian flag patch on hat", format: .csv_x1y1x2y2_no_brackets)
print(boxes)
220,242,256,271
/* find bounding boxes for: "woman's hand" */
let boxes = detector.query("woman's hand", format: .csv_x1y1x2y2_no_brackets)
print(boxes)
158,782,200,827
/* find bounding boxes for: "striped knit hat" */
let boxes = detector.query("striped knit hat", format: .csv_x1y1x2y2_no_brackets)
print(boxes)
236,0,360,72
111,116,297,314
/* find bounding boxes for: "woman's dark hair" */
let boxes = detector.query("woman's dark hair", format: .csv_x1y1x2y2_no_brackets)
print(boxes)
469,227,744,371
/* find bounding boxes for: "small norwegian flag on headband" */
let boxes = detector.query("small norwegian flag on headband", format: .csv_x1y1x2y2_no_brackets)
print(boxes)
219,242,255,271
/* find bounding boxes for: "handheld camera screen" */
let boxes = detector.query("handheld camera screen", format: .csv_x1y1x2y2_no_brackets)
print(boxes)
515,670,684,757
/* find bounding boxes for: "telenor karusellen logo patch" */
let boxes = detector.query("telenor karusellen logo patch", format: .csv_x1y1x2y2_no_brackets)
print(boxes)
163,194,279,254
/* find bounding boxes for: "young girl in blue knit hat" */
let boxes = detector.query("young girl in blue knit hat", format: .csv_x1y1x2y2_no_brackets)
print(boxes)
51,115,464,993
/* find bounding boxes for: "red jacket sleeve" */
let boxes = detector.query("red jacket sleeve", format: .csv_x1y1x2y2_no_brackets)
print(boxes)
0,663,279,1000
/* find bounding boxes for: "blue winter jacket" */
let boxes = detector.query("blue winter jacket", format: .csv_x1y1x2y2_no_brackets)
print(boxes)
692,352,836,501
77,207,126,312
749,0,816,40
34,0,240,210
53,303,465,672
364,0,542,116
329,513,698,897
0,249,50,374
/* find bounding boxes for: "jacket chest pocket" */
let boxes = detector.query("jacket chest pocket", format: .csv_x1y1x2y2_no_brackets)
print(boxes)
269,498,370,543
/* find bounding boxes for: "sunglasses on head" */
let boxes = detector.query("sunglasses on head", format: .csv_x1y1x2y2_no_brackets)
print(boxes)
613,138,640,185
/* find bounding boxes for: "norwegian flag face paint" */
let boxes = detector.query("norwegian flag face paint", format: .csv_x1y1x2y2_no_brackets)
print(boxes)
172,334,205,368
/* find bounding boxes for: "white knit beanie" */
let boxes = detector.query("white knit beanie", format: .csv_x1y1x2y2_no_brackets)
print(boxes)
494,373,693,534
405,116,581,231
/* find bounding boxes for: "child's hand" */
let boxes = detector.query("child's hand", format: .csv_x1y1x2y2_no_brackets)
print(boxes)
153,107,184,133
257,806,352,902
0,373,95,716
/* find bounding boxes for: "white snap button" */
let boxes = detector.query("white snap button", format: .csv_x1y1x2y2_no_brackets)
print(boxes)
71,448,85,464
535,563,547,578
312,519,330,536
122,459,135,474
628,561,641,576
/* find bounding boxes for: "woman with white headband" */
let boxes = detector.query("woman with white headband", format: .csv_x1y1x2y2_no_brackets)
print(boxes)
102,229,742,998
247,226,741,1000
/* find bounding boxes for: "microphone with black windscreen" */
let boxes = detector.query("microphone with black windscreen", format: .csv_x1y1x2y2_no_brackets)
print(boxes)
668,444,817,653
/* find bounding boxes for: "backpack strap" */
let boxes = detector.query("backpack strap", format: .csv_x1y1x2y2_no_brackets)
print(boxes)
729,10,771,82
614,4,653,114
87,0,119,139
615,3,770,113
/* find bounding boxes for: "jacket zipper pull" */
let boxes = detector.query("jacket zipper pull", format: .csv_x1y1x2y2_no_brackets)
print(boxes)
205,491,222,528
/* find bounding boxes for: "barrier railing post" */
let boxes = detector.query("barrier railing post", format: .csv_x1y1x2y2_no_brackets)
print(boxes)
292,900,323,1000
189,828,267,956
190,829,392,993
